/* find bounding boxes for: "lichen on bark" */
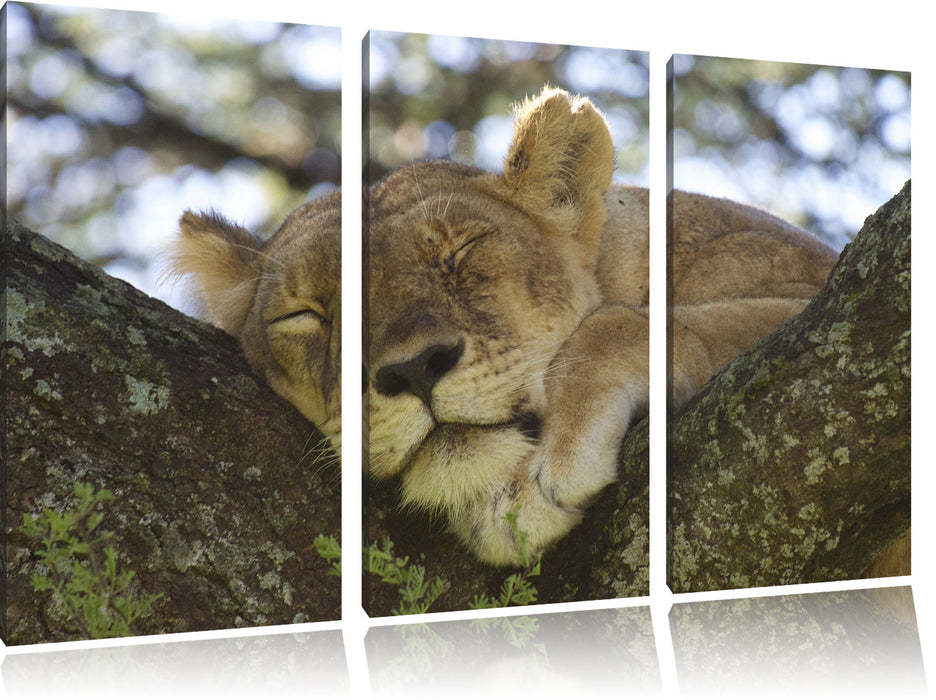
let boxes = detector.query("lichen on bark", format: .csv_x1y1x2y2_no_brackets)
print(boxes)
4,219,340,644
667,180,910,592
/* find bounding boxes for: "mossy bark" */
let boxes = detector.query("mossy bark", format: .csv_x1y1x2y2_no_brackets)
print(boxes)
667,180,910,592
3,219,340,645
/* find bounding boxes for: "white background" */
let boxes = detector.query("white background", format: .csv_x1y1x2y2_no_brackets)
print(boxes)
4,0,932,697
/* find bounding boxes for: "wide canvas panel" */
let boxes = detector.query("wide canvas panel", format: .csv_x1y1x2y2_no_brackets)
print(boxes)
4,2,926,693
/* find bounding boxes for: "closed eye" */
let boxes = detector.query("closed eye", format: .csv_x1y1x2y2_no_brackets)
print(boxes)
269,308,329,326
450,232,490,268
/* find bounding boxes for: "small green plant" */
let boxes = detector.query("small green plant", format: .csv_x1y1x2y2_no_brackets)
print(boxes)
468,506,542,609
313,508,543,615
314,533,445,614
313,534,342,576
366,538,447,615
19,481,163,639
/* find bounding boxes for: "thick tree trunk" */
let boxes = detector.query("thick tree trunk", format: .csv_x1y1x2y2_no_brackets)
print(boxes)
667,180,911,592
3,219,340,645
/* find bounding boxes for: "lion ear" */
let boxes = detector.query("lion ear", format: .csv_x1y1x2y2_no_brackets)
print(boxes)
503,87,614,246
169,210,263,337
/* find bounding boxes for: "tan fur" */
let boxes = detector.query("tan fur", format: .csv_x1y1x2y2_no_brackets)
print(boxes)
166,86,906,575
366,86,871,568
168,191,342,451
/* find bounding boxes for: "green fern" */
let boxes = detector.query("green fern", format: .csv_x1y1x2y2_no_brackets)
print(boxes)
314,505,542,615
19,482,163,639
468,506,542,609
313,534,342,576
366,538,447,615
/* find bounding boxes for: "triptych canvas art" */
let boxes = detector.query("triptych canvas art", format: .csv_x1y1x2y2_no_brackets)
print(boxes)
3,0,912,658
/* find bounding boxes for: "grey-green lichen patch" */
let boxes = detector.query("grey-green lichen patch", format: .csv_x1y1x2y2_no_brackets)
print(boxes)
716,466,736,486
128,326,147,347
804,448,832,485
260,540,295,568
797,503,821,521
810,320,855,371
7,289,67,356
124,375,170,414
28,232,67,262
244,465,263,481
669,522,699,585
44,460,92,489
34,378,64,402
619,514,648,573
163,522,207,572
738,425,769,464
259,570,282,591
258,571,296,607
74,283,111,317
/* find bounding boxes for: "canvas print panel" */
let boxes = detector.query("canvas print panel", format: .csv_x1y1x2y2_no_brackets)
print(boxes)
364,31,650,614
665,55,910,593
4,2,341,644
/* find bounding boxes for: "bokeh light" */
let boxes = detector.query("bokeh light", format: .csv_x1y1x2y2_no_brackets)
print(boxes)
672,56,910,250
7,3,340,311
366,32,650,187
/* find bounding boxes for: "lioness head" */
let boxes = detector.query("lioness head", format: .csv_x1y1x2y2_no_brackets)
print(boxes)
367,88,615,557
170,190,342,451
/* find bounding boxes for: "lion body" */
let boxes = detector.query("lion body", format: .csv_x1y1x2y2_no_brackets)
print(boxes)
170,88,905,577
366,89,842,564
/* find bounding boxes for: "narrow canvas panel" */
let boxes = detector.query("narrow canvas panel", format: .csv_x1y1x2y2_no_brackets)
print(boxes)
665,54,911,593
4,1,341,644
363,31,651,614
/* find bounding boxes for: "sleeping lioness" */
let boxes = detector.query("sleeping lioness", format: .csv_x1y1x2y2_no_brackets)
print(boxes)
170,190,342,454
367,87,842,565
171,87,871,569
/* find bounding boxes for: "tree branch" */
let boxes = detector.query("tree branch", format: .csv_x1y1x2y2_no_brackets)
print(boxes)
3,179,907,631
667,180,911,592
3,219,340,644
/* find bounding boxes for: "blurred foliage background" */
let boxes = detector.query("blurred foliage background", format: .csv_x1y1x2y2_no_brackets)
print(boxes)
365,32,650,187
5,9,911,307
671,55,910,251
5,2,340,309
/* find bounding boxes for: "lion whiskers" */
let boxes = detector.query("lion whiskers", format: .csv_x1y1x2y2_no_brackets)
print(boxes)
293,430,340,488
410,164,432,223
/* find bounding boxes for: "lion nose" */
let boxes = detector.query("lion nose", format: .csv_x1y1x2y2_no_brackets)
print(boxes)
374,338,465,407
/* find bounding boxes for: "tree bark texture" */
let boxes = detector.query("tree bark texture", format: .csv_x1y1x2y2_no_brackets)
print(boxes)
667,180,910,592
3,219,340,645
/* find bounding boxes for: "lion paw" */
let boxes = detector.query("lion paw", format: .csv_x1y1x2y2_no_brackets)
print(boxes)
451,477,583,566
530,436,619,512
